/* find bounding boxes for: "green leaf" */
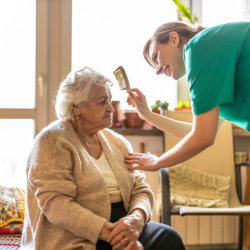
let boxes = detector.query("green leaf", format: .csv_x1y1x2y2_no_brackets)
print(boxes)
172,0,194,23
161,101,169,110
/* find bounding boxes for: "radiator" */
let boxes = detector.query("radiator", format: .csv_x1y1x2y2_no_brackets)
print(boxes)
172,215,239,246
144,171,240,247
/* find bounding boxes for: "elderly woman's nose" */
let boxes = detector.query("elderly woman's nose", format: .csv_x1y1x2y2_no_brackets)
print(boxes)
107,101,115,112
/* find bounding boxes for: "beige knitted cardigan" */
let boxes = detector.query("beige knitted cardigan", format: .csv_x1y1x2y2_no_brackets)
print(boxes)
21,120,154,250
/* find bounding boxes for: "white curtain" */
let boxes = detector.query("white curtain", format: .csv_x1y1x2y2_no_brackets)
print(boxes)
244,0,250,19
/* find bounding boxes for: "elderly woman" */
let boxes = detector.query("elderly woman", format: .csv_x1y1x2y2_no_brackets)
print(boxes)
21,67,185,250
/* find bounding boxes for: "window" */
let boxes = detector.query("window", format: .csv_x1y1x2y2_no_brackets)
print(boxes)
202,0,245,26
0,120,34,188
72,0,178,110
0,0,48,188
0,2,36,109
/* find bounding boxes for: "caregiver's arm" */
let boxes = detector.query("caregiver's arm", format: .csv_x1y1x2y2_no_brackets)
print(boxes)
126,106,223,171
128,88,191,138
144,106,224,137
144,111,192,138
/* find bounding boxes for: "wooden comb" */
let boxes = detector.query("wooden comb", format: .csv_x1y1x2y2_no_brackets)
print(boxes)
113,66,131,92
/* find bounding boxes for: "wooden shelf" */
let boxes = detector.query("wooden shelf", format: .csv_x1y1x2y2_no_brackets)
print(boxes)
112,125,249,137
112,127,164,136
233,128,250,137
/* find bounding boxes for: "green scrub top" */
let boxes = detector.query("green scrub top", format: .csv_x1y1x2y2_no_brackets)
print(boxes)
183,22,250,131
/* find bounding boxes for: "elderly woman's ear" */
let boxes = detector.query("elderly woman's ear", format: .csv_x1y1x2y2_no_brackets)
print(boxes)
71,103,81,117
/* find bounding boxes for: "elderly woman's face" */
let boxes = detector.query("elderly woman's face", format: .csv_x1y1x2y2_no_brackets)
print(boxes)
77,84,114,130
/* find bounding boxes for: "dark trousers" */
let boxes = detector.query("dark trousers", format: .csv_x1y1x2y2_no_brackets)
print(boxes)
97,202,185,250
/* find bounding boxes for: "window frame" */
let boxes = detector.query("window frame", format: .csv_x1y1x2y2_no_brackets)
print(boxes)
0,0,72,135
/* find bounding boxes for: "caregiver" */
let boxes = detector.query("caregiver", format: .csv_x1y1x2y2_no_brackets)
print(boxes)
125,21,250,171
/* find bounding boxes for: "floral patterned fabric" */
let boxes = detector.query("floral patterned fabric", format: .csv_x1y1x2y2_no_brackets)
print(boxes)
0,234,21,249
0,186,25,227
0,223,23,234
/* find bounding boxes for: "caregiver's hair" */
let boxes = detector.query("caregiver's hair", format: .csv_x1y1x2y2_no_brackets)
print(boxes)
55,67,112,121
143,21,205,68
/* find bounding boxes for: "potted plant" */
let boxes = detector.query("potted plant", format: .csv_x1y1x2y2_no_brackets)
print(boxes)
175,100,191,110
151,100,169,114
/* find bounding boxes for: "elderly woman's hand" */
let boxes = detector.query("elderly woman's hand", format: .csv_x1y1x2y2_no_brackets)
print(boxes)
134,241,144,250
108,210,145,250
123,240,143,250
99,222,117,242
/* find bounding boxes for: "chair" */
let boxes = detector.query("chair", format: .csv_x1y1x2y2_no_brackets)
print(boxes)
160,110,250,250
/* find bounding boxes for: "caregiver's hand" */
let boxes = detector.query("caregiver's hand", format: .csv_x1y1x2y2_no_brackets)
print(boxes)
108,213,144,250
125,153,160,171
127,88,151,120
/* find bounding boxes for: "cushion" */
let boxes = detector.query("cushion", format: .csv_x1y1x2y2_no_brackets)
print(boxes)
155,165,231,217
168,165,231,208
0,186,25,227
0,223,23,234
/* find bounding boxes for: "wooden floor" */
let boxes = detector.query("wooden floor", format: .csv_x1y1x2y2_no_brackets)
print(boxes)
186,244,237,250
186,244,250,250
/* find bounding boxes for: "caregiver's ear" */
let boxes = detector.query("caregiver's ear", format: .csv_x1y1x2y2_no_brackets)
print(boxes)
169,31,180,46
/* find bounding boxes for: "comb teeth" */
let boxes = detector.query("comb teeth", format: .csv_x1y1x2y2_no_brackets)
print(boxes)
113,66,131,91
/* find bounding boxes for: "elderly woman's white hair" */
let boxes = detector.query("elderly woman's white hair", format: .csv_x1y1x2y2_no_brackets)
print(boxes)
55,67,113,121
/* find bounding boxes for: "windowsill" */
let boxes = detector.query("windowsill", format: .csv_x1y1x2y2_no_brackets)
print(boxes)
233,127,250,137
111,127,164,136
112,125,249,137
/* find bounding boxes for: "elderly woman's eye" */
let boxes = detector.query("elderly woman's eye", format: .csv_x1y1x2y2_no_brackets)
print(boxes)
98,99,106,105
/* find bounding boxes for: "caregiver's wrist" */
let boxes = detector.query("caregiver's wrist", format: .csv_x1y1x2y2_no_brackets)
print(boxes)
154,156,168,170
144,110,156,122
139,109,151,121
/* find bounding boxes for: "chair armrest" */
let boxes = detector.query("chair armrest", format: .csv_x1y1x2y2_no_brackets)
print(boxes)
159,168,171,225
235,161,250,168
235,161,250,203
